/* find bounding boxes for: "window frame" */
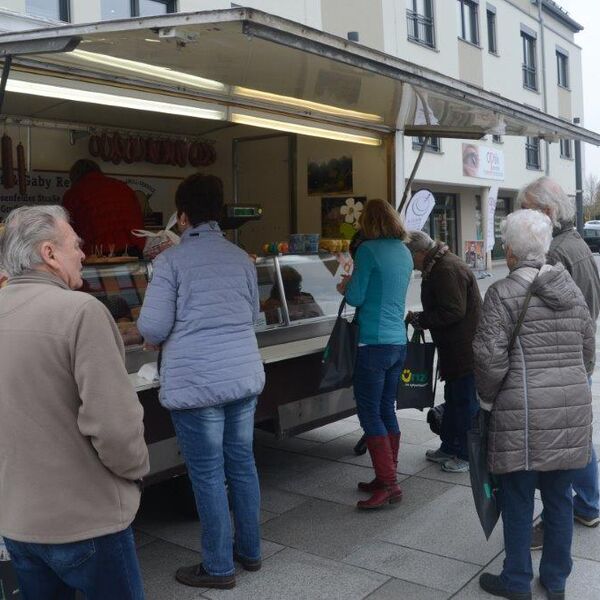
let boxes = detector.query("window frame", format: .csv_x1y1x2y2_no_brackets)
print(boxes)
457,0,480,46
406,0,436,49
26,0,70,22
130,0,177,17
521,30,538,91
556,49,569,89
486,7,497,54
412,136,441,153
560,138,573,160
525,137,542,170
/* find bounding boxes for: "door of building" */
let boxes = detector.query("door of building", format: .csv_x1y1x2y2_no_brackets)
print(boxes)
422,193,458,254
491,198,512,260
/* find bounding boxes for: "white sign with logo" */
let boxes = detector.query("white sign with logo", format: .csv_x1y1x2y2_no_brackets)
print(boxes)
462,144,505,181
0,171,180,220
403,189,436,232
486,185,500,252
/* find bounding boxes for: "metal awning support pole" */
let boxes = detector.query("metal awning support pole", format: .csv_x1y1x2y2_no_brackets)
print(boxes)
0,55,13,116
574,116,584,234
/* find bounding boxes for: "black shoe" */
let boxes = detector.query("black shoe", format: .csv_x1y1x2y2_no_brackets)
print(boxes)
530,521,544,551
233,552,262,572
479,573,532,600
540,579,565,600
175,563,236,589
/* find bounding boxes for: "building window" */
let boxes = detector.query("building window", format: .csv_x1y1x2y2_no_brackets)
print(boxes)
492,134,503,143
133,0,176,17
457,0,479,45
556,50,569,88
526,137,541,169
521,31,537,90
407,0,435,48
412,136,441,153
487,8,497,54
560,139,573,159
26,0,70,21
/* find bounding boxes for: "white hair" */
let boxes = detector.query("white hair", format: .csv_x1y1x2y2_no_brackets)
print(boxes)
501,209,552,263
406,230,436,253
516,176,575,228
0,205,68,276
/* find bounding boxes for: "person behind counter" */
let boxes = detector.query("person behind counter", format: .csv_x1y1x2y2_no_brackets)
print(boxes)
262,265,324,323
137,174,265,591
0,205,149,600
336,198,413,509
62,159,145,256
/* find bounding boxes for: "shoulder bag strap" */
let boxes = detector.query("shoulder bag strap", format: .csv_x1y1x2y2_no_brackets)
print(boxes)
507,279,537,352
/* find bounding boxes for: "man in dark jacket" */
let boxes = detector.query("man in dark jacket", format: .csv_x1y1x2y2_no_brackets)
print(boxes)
406,231,482,473
520,176,600,544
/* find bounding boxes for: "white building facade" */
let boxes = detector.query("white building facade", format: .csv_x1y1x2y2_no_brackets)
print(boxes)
0,0,586,258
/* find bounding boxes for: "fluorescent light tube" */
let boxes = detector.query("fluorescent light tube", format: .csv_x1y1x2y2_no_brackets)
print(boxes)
6,78,226,121
230,111,382,145
70,50,226,93
233,86,383,123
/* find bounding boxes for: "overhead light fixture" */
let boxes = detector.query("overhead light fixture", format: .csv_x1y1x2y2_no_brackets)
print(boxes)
6,77,226,121
230,110,382,146
70,50,226,93
233,86,383,123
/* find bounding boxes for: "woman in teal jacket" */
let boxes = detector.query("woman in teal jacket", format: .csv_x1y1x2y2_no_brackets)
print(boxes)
338,199,413,509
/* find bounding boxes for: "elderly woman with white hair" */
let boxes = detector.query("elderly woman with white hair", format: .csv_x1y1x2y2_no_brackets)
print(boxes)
473,209,594,600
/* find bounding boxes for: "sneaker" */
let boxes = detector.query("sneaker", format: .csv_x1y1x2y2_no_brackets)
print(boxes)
425,448,455,464
479,573,532,600
574,513,600,528
441,458,470,473
530,521,544,551
175,564,236,589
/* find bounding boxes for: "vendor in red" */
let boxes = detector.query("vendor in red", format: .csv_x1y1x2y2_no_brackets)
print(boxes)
63,159,145,256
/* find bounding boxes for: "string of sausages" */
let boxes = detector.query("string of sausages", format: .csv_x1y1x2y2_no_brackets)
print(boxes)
88,133,216,167
1,134,27,193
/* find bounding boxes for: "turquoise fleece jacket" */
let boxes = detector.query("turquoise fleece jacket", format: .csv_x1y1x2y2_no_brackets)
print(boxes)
345,239,413,345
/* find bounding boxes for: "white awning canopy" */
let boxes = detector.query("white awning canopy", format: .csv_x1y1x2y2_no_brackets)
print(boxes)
0,8,597,145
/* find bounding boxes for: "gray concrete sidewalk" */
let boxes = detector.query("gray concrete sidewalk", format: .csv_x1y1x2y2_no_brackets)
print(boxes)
135,262,600,600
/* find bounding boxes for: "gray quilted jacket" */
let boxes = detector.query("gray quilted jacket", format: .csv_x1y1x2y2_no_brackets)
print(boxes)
473,262,594,475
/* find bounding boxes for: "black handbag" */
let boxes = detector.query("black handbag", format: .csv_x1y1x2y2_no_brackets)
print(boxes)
318,298,359,393
396,327,436,411
468,279,536,539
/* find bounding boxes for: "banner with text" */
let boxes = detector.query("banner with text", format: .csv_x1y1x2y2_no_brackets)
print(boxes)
462,144,505,181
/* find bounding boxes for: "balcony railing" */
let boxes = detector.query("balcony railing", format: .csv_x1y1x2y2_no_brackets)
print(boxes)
522,64,537,90
406,10,435,48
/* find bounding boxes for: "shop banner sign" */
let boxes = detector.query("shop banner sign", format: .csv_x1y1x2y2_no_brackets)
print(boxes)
462,144,505,180
486,185,499,251
403,189,435,231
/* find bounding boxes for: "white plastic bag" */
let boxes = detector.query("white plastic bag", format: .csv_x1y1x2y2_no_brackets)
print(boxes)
132,212,180,260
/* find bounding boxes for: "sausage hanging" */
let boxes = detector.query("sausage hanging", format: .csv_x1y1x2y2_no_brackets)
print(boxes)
16,142,26,195
1,135,15,189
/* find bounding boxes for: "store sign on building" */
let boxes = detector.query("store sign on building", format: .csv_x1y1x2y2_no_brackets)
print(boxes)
462,144,505,180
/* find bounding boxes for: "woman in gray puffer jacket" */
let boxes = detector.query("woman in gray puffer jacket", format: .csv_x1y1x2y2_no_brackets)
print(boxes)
473,209,594,600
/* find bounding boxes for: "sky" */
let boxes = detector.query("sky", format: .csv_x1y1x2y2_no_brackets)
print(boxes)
555,0,600,177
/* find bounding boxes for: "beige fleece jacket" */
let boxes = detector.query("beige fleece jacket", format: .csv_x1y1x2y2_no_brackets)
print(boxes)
0,271,149,543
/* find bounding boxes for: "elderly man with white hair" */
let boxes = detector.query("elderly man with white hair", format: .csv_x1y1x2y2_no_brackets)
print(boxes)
0,205,149,600
473,209,594,600
519,176,600,550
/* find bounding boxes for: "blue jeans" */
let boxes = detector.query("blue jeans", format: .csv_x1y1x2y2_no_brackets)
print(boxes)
3,527,144,600
171,396,261,577
440,373,479,461
573,446,600,519
499,469,576,594
353,344,406,436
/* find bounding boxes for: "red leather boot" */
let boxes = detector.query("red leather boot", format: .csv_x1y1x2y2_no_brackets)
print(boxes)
358,433,401,492
356,435,402,509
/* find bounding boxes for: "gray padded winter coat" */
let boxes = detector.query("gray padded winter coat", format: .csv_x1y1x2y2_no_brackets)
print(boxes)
473,262,594,475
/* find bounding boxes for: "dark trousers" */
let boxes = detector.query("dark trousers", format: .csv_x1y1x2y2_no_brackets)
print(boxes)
439,373,479,460
499,469,576,594
3,527,144,600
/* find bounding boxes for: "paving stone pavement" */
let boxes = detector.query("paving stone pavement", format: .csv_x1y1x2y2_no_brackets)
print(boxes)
136,263,600,599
